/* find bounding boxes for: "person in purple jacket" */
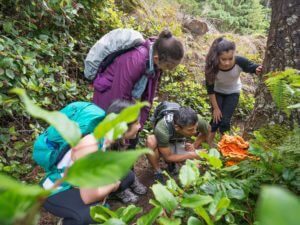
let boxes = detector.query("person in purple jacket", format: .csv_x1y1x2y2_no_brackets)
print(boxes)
92,29,184,199
93,29,184,128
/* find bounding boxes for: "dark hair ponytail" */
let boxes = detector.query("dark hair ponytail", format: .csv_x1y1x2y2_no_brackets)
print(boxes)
153,29,184,63
205,37,236,85
158,29,173,39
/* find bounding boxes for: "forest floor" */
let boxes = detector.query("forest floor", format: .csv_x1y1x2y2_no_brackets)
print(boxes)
38,121,246,225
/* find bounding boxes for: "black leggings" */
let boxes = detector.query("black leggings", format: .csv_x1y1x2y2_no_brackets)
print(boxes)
210,92,240,133
43,171,135,225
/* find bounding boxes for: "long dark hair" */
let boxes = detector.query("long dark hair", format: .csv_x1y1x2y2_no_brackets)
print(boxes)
153,29,184,63
205,37,236,85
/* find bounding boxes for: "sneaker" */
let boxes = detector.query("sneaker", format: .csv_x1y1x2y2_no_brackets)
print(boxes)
131,177,147,195
154,171,165,184
115,188,139,204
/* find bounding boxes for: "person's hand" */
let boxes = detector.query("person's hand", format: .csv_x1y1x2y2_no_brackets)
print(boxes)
185,143,195,151
256,65,263,75
196,149,207,154
213,108,222,123
188,151,199,159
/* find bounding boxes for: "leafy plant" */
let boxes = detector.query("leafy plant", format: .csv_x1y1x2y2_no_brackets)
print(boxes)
90,150,249,225
10,88,82,147
256,186,300,225
135,140,299,225
236,91,255,118
265,69,300,116
159,66,211,119
201,0,270,34
234,128,300,194
0,89,149,224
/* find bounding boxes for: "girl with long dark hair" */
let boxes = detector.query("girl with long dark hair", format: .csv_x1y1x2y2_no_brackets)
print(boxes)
205,37,263,145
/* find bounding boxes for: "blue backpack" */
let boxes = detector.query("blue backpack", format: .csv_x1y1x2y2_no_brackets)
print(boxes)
33,102,106,172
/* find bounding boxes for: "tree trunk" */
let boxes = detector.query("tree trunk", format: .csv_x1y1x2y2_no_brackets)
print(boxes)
244,0,300,135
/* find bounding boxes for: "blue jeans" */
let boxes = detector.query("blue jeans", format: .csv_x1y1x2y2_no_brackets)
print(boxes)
210,92,240,134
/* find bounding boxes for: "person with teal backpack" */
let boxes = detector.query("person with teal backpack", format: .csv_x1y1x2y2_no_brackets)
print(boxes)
33,101,106,173
35,100,146,225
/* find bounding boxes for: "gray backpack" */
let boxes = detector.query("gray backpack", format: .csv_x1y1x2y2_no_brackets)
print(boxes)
84,28,145,81
151,101,180,126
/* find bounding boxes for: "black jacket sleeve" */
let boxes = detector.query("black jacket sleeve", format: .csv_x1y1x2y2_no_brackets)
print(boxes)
206,81,215,95
235,56,259,74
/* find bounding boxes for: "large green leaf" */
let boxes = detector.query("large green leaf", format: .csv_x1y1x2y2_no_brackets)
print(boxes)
166,178,181,194
0,191,40,225
214,197,230,221
257,186,300,225
93,102,148,140
65,149,150,187
152,184,178,214
157,217,181,225
179,164,198,187
194,207,214,225
198,152,222,169
227,188,245,200
208,148,220,158
137,206,163,225
10,88,81,147
208,193,230,221
119,205,142,224
187,216,204,225
106,120,128,141
0,174,49,225
0,173,49,197
101,218,126,225
90,205,117,223
181,195,213,208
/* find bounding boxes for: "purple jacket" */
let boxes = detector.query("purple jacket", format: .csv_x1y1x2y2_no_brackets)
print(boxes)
93,39,161,127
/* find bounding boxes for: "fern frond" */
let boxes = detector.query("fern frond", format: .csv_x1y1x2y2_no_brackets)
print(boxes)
265,69,299,115
200,176,252,199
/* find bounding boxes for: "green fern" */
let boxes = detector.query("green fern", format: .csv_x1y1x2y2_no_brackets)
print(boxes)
265,69,300,115
200,176,252,199
234,128,300,194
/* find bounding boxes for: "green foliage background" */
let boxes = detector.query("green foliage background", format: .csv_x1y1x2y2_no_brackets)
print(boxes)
1,1,299,225
0,0,180,178
176,0,270,34
0,0,265,179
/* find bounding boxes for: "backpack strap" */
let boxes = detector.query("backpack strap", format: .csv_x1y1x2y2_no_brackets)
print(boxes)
164,114,186,145
131,43,155,99
99,44,142,73
164,114,175,141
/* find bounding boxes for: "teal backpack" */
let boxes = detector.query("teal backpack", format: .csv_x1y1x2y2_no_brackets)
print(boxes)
33,102,106,172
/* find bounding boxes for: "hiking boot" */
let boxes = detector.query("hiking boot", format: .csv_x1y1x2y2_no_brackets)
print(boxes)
131,176,147,195
154,171,165,184
115,188,139,204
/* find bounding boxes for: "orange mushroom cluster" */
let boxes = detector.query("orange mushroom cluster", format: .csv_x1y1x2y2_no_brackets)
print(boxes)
217,134,257,166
